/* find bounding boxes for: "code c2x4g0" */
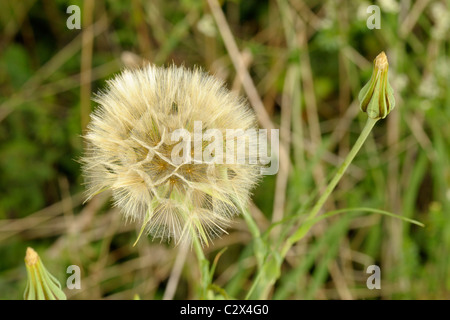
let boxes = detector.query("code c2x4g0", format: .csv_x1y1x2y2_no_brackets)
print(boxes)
224,304,269,315
180,304,269,316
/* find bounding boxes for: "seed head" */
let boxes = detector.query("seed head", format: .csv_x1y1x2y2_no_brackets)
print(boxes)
358,51,395,119
82,65,261,245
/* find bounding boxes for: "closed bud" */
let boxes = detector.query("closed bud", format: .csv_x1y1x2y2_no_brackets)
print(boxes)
358,51,395,119
24,247,66,300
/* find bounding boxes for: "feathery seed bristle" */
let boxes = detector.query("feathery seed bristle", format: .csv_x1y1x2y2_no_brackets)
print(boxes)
81,65,262,245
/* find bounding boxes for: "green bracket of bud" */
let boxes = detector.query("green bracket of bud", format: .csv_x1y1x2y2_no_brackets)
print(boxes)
24,247,67,300
358,51,395,119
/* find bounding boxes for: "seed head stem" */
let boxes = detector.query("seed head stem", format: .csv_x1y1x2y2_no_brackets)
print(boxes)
191,234,210,299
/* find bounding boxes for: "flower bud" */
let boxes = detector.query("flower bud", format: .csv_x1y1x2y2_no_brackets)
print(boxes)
24,247,66,300
358,51,395,119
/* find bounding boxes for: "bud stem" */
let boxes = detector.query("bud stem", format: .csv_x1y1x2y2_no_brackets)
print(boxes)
307,117,379,220
281,116,379,258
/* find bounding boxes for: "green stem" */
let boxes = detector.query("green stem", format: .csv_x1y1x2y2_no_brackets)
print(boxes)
241,206,265,268
307,117,379,220
191,235,210,299
246,117,379,299
281,116,379,257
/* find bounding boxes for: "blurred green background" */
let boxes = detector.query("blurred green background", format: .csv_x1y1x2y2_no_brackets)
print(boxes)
0,0,449,299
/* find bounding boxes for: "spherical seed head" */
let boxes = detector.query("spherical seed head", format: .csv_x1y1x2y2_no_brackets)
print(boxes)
82,65,262,245
358,51,395,119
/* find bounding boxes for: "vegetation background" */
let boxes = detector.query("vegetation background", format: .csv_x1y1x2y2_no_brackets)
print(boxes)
0,0,449,299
